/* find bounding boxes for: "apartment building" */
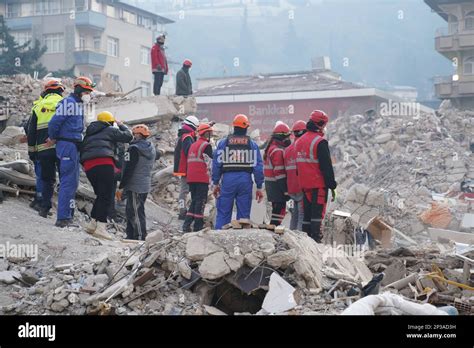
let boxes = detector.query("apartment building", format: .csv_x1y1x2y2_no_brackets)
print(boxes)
425,0,474,108
0,0,174,96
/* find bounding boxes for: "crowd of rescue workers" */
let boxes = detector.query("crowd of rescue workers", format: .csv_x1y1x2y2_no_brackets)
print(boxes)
23,76,337,243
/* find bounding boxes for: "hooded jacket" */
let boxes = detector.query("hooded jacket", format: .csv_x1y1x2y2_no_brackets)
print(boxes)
80,121,133,163
120,139,157,193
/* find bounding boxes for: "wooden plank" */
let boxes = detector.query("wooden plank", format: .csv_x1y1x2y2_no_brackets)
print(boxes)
133,268,155,287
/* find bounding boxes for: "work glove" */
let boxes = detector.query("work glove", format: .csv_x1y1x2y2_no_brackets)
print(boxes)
115,190,123,202
256,189,264,203
212,184,221,199
331,188,337,202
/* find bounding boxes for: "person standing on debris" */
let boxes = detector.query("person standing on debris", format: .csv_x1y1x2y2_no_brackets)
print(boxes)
284,120,307,231
176,59,193,96
151,35,168,96
173,115,199,220
212,114,264,229
80,111,133,240
27,80,65,218
183,123,214,232
120,124,156,240
46,77,95,228
295,110,337,242
264,122,291,226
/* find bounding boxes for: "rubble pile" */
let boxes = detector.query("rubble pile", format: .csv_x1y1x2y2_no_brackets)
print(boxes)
328,104,474,235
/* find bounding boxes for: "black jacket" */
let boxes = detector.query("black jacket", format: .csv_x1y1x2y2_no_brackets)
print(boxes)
173,127,195,174
176,67,193,96
80,121,133,163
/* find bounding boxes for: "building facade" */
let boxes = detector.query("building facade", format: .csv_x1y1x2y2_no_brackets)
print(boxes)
425,0,474,108
0,0,174,96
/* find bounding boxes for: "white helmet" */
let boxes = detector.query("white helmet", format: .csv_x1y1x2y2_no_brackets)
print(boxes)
183,115,199,129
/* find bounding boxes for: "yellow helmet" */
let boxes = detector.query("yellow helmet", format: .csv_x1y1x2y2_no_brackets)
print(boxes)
97,111,115,123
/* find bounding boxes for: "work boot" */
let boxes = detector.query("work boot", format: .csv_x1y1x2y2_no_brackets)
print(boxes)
38,207,50,218
84,219,97,234
55,219,78,228
93,222,113,241
29,199,42,212
178,210,187,221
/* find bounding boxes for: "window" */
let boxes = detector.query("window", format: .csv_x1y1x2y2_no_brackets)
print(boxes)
466,11,474,31
35,0,61,15
140,46,151,65
79,35,85,50
107,37,119,57
121,10,136,24
75,0,87,12
138,15,153,29
21,2,34,17
107,74,120,91
448,15,459,34
141,82,151,97
12,31,32,47
464,57,474,75
44,33,64,53
93,36,101,51
6,3,21,18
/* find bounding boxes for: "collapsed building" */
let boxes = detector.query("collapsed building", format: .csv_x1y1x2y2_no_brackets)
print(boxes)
0,74,473,316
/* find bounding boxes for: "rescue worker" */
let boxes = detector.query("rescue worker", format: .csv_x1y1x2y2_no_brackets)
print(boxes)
176,59,193,96
47,76,95,227
264,122,291,225
284,120,307,231
173,115,199,220
212,114,264,229
120,124,156,240
183,123,214,232
151,35,168,95
27,80,65,218
295,110,337,242
80,111,133,240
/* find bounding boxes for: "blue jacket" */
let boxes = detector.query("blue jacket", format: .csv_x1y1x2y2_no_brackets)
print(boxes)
48,94,84,142
212,137,264,189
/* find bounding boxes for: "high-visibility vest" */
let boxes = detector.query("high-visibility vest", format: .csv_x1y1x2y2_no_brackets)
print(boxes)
33,93,63,152
174,132,194,176
284,141,301,194
295,131,326,190
221,135,254,173
264,143,286,182
186,138,210,184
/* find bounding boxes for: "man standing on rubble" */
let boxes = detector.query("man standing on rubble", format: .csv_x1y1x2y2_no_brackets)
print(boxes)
120,124,156,241
176,59,193,96
212,114,264,229
183,123,214,232
46,77,95,228
284,120,307,231
151,35,168,96
295,110,337,242
173,115,199,220
28,80,65,218
264,122,291,225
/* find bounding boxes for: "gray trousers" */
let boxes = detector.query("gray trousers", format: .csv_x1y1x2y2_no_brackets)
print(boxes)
289,193,304,231
178,176,190,214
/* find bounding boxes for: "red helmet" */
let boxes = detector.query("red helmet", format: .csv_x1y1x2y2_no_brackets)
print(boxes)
74,76,95,91
197,123,213,137
291,120,306,132
183,59,192,67
310,110,329,127
273,122,291,136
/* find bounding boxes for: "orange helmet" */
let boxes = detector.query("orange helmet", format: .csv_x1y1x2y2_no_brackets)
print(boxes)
233,114,250,129
272,122,291,136
132,124,151,138
74,76,96,91
43,80,65,92
197,123,213,137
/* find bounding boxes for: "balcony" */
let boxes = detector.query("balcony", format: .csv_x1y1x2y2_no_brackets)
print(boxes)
75,11,107,31
435,27,474,53
5,17,33,30
73,49,107,68
434,75,474,99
